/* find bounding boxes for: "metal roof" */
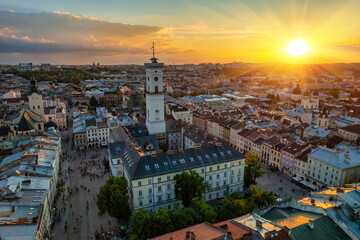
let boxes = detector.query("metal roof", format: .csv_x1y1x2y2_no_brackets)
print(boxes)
290,216,351,240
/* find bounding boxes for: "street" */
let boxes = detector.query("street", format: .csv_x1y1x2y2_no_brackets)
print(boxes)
52,127,120,240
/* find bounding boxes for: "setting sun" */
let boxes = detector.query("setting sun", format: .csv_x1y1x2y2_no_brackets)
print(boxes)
284,40,312,56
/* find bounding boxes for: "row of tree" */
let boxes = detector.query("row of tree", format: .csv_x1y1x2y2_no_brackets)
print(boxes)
3,68,93,84
130,186,276,240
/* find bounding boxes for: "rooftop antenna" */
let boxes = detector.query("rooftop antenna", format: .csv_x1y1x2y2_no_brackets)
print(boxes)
152,42,155,59
150,41,158,63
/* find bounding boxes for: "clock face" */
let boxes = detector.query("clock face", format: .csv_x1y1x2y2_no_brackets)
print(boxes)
154,76,159,81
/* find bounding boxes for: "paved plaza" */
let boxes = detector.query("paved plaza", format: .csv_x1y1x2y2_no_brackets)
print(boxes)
256,167,311,201
52,128,119,240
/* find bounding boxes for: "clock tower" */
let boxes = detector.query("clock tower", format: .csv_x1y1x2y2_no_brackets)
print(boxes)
145,43,166,135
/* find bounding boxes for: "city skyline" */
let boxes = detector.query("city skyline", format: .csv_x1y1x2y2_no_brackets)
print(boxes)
1,0,360,65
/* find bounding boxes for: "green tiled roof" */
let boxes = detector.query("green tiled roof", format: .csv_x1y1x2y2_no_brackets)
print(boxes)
290,216,351,240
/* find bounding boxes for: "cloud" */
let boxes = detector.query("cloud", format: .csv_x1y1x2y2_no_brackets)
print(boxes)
0,10,163,56
0,34,147,56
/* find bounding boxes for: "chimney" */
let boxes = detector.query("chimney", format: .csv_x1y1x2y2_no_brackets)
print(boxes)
195,128,199,134
167,150,174,155
227,232,233,240
204,132,208,139
182,120,185,126
187,125,191,130
307,220,314,229
179,149,183,153
219,224,228,231
11,206,15,212
256,220,262,228
214,138,218,144
216,142,222,147
32,166,36,171
151,153,156,158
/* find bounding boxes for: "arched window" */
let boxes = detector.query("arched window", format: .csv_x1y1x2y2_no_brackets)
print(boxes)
154,76,158,81
38,105,40,109
38,124,41,130
155,109,160,120
33,106,35,110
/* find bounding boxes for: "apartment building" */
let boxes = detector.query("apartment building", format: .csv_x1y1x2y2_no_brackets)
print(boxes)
307,144,360,187
338,125,360,142
280,141,312,176
183,125,214,149
109,127,245,212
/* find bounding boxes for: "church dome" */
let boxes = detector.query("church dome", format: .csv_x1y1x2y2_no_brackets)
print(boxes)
45,121,58,129
313,89,319,96
303,89,310,96
292,84,302,95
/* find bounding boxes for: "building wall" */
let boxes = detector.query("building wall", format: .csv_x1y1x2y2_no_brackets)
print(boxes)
28,92,44,117
126,157,245,212
307,156,343,186
338,129,359,142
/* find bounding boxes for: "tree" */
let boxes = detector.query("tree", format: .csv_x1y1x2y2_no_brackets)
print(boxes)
189,197,217,223
174,170,207,207
90,96,98,107
169,206,196,230
127,90,145,107
130,208,153,240
244,152,265,186
130,208,175,240
96,176,130,221
247,185,276,209
216,196,247,221
151,208,174,237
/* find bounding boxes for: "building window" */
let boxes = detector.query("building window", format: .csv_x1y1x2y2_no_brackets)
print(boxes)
138,181,142,186
139,199,143,206
148,179,152,184
139,190,142,196
167,184,170,190
158,186,161,192
149,188,152,194
158,177,161,183
149,197,153,204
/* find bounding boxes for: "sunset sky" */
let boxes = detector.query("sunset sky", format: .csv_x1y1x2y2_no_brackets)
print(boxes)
0,0,360,65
